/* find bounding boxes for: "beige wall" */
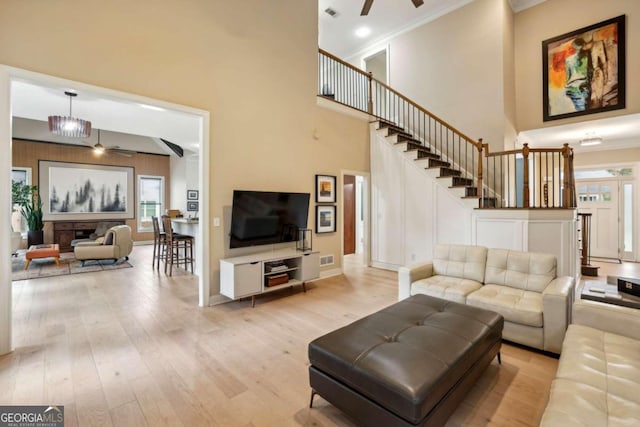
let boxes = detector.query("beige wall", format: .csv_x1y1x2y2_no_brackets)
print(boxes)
515,0,640,131
350,0,515,152
0,0,370,297
502,0,517,149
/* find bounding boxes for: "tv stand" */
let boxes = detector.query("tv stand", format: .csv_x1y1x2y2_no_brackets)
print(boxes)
220,249,320,307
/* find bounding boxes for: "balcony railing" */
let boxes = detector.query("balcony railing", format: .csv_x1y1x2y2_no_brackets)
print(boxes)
318,48,576,209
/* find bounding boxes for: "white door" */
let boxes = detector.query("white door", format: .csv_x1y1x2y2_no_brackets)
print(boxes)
577,180,619,259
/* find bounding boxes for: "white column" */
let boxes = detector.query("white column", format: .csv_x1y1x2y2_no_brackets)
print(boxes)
199,115,210,307
0,67,13,355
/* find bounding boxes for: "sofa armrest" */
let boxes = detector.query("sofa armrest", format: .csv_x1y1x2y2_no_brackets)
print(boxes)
74,240,101,247
541,276,574,354
573,299,640,341
398,262,433,301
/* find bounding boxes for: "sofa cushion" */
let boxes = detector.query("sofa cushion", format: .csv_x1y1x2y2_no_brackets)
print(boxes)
411,275,482,304
485,249,556,293
466,284,543,327
432,244,488,284
540,324,640,426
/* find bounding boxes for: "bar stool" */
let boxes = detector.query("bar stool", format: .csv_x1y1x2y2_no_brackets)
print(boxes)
162,216,194,276
151,216,166,269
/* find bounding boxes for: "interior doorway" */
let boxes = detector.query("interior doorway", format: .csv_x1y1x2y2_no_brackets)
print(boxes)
363,49,388,83
0,66,210,355
342,171,368,266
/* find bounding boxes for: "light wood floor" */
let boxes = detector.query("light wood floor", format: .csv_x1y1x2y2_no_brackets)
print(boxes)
6,246,617,426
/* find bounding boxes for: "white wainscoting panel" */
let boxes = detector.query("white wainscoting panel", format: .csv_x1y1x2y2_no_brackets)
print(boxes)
371,128,405,267
435,184,472,245
473,210,577,278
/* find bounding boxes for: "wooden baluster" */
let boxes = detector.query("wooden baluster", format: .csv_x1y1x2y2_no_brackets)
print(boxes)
476,139,483,203
523,143,530,208
562,143,570,208
367,72,373,115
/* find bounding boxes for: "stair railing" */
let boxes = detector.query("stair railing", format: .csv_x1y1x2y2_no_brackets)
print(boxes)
481,143,576,208
319,48,482,189
318,48,575,209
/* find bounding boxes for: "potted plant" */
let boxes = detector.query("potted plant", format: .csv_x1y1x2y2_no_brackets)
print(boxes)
11,181,44,247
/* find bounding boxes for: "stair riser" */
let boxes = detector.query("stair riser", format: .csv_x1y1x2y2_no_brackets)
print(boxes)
428,159,450,169
416,151,441,160
439,168,462,177
452,177,474,187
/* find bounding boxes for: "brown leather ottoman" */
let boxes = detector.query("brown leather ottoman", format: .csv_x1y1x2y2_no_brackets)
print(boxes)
308,294,503,426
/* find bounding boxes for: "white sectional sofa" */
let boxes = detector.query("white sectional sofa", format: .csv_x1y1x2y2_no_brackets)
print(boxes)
540,299,640,426
398,244,574,353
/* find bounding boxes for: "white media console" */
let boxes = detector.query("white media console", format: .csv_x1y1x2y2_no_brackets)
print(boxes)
220,249,320,306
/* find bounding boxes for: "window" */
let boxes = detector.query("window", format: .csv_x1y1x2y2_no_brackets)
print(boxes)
12,168,30,184
11,167,32,232
138,175,164,232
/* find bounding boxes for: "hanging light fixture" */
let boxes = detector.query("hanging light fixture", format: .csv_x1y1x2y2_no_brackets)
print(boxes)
93,129,105,154
48,91,92,138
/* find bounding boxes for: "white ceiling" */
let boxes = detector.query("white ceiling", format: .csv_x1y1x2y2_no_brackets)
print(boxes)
518,114,640,153
11,79,201,155
319,0,474,59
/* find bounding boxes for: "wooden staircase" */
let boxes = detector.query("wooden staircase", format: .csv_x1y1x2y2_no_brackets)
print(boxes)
375,119,497,208
319,47,575,210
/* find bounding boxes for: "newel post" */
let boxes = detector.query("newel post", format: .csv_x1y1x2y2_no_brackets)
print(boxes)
523,143,530,208
367,72,373,115
476,139,484,195
562,143,571,208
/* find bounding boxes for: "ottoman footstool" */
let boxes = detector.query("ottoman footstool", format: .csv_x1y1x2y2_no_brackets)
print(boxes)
308,294,503,426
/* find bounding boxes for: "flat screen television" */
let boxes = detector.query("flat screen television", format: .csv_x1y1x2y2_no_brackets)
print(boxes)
229,190,310,249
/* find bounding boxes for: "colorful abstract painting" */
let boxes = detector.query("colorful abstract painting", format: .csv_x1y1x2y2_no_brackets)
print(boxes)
542,15,625,121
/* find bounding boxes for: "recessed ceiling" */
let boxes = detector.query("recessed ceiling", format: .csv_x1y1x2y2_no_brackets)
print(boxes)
11,80,201,154
518,114,640,153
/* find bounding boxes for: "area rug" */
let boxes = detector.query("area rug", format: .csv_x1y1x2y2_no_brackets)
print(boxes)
11,251,133,281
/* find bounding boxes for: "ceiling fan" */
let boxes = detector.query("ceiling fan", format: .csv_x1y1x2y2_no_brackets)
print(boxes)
361,0,424,16
83,129,134,157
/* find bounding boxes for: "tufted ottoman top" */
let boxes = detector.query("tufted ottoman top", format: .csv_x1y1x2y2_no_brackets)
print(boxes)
308,294,503,424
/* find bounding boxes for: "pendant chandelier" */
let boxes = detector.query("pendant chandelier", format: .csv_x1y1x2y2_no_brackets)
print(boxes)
48,91,92,138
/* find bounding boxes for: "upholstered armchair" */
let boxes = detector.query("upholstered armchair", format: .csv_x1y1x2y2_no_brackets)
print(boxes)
74,225,133,265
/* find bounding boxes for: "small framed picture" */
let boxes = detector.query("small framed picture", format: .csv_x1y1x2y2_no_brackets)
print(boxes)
315,174,336,203
316,205,336,234
187,190,199,200
187,201,199,212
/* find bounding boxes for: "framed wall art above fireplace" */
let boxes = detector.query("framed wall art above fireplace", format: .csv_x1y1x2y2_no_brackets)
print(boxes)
39,160,135,221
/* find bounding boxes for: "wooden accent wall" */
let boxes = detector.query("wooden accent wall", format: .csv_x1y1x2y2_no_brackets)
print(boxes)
12,139,171,242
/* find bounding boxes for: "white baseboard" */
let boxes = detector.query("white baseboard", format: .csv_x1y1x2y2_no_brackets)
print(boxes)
318,267,343,279
370,261,400,272
134,240,154,246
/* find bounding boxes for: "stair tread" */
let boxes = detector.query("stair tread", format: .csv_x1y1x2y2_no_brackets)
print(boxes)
396,135,423,145
387,128,413,138
395,142,429,151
